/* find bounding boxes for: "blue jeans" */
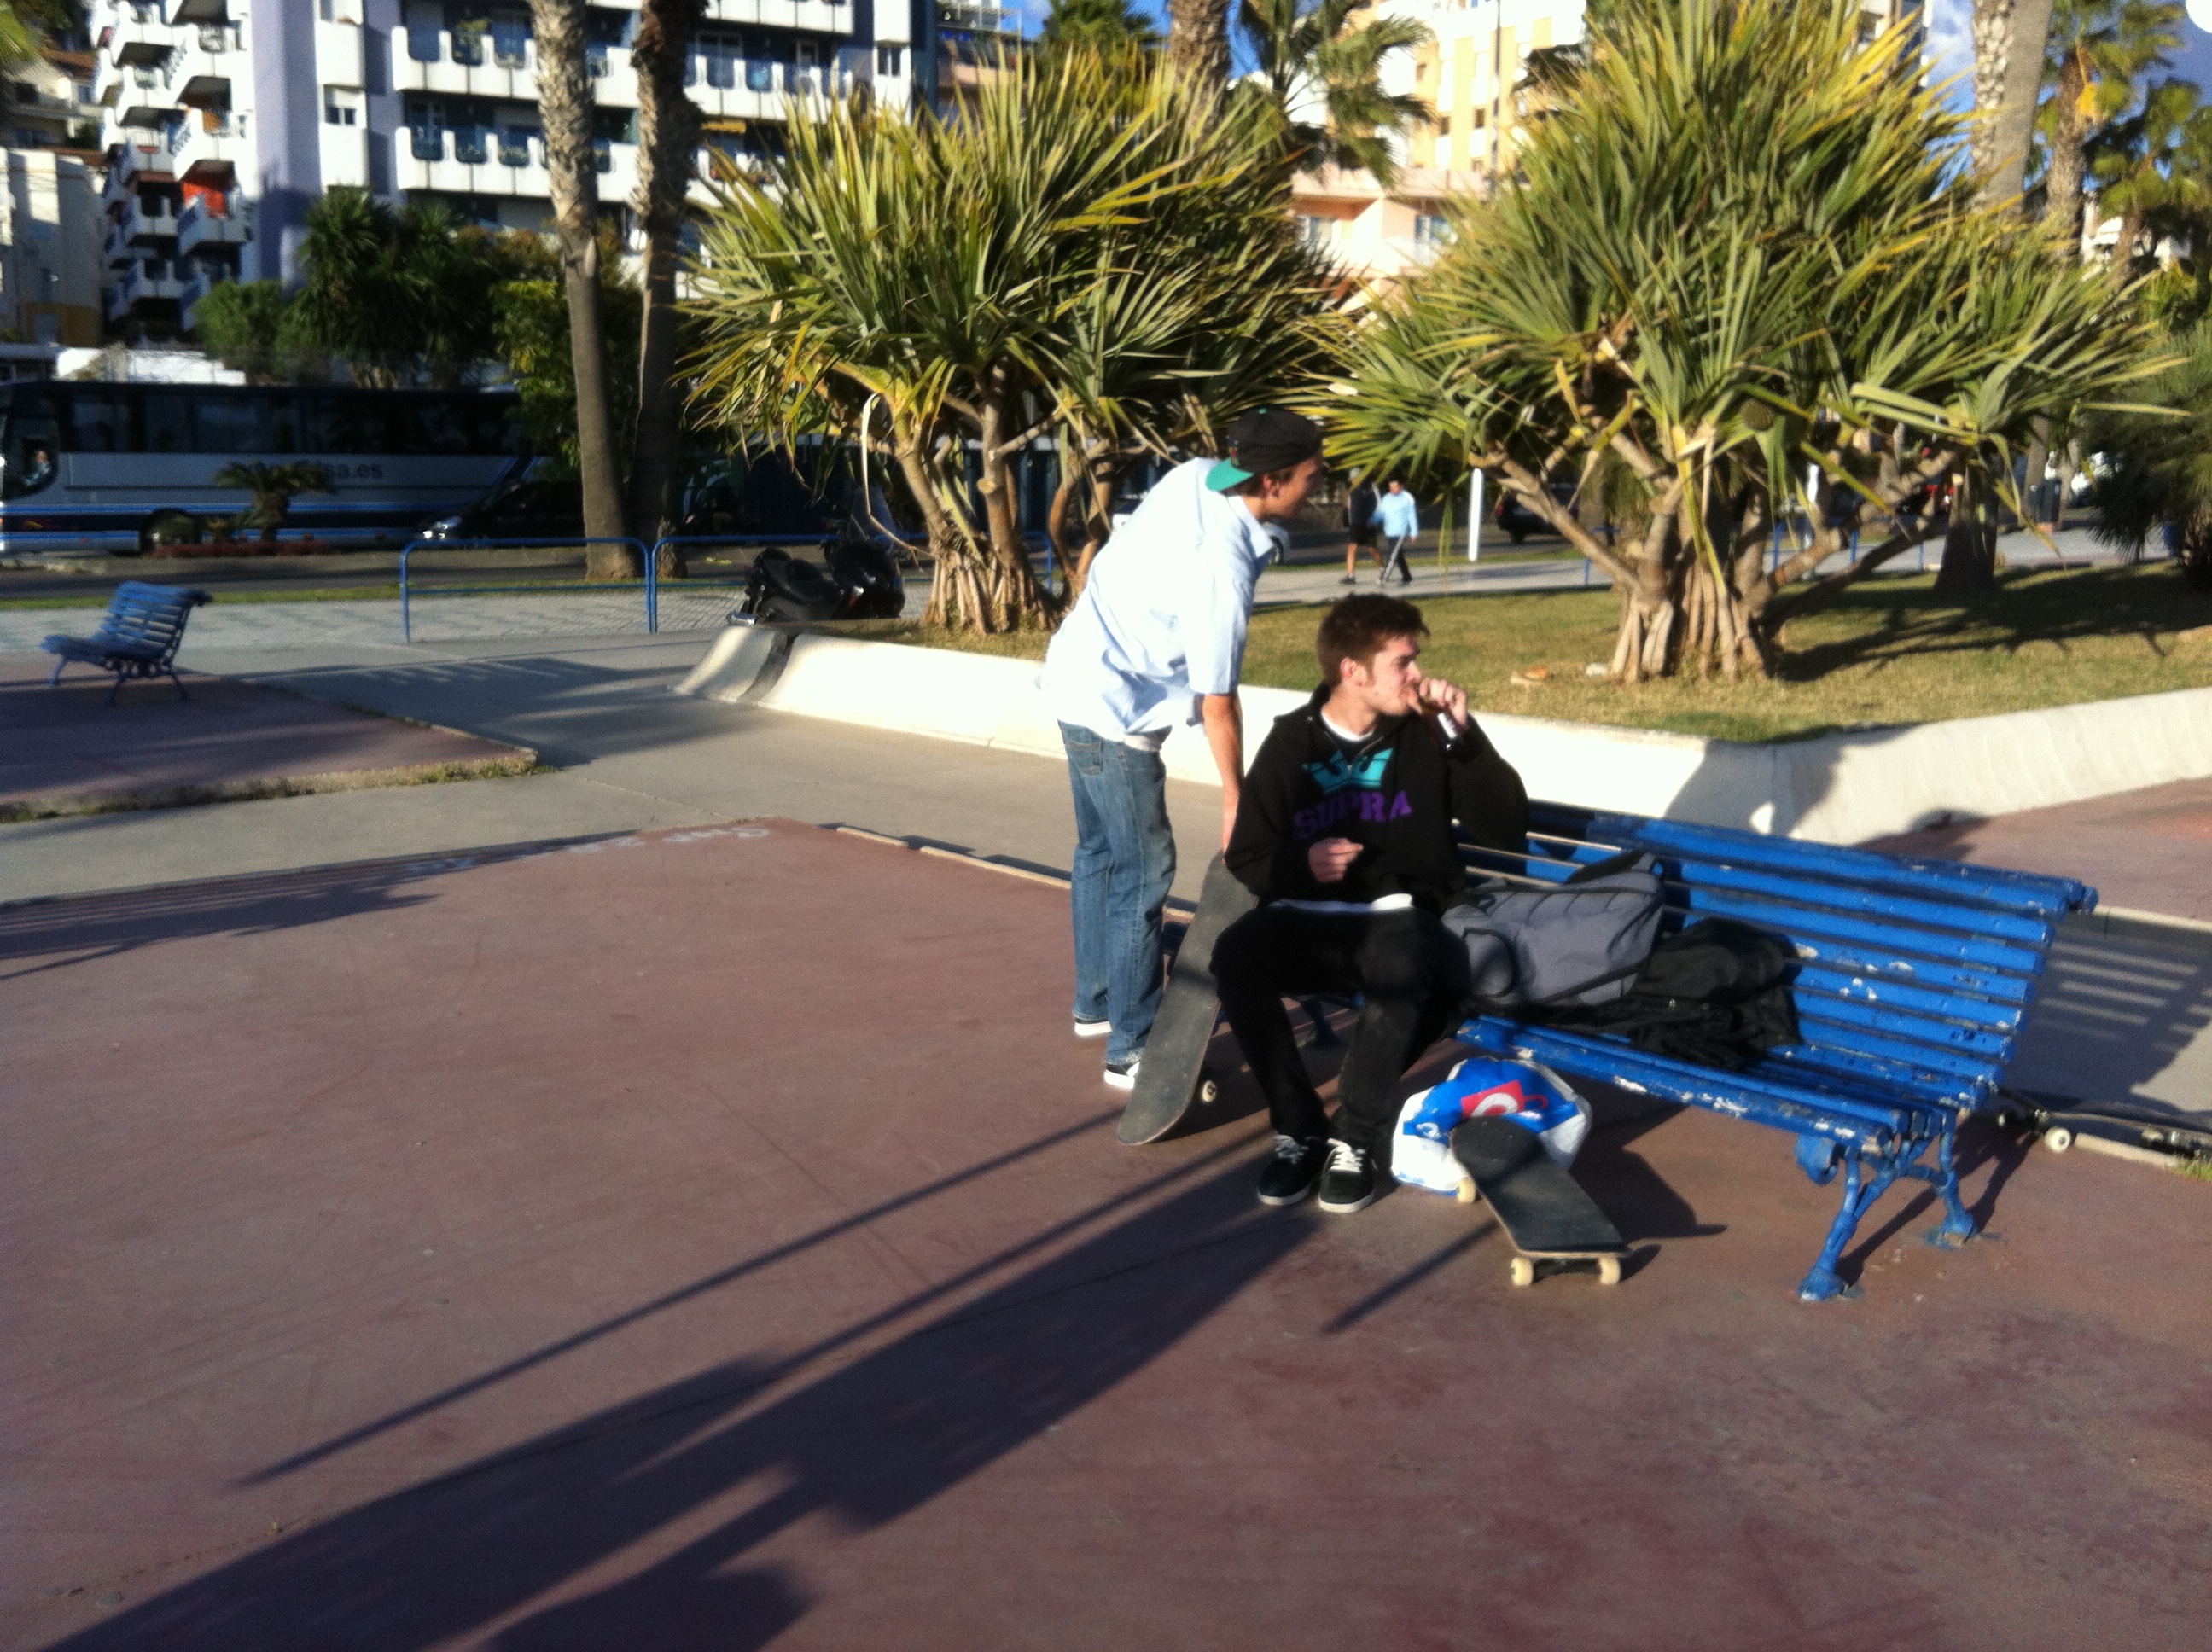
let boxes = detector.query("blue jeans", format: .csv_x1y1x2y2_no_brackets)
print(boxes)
1060,721,1177,1066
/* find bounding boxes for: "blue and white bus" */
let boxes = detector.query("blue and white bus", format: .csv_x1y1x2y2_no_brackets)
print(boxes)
0,383,529,558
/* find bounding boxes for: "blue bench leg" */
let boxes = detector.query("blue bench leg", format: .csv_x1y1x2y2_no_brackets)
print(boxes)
1918,1122,1976,1248
1796,1149,1901,1303
45,656,66,688
166,667,190,702
105,670,124,707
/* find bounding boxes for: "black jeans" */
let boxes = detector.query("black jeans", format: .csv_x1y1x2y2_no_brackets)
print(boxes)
1214,905,1464,1155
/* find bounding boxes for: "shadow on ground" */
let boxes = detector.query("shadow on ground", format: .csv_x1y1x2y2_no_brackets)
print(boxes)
42,1159,1313,1652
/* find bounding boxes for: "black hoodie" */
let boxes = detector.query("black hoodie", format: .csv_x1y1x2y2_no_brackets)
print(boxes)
1225,684,1529,912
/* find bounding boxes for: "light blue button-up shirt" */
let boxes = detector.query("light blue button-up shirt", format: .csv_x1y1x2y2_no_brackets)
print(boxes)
1041,459,1279,742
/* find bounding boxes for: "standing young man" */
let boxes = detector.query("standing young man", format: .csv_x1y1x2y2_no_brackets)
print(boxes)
1342,476,1383,585
1041,409,1326,1090
1377,480,1419,585
1214,595,1528,1212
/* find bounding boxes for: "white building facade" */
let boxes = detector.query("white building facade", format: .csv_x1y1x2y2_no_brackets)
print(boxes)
90,0,929,338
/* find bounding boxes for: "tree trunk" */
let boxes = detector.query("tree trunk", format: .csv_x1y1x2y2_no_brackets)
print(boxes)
531,0,631,578
628,0,704,573
2023,419,2050,529
1167,0,1229,86
2044,53,2088,252
1935,471,1999,596
1971,0,2055,207
976,393,1044,626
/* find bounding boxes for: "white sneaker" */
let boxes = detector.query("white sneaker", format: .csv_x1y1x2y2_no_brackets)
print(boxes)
1074,1017,1110,1039
1103,1057,1141,1091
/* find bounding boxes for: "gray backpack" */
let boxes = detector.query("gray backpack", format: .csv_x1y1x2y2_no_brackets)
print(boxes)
1445,851,1665,1009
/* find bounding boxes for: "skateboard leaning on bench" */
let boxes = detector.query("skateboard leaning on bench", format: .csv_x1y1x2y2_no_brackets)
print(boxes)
1117,855,1259,1146
1450,1115,1628,1288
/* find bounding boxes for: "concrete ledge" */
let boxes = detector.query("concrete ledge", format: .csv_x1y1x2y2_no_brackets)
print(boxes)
672,625,2212,847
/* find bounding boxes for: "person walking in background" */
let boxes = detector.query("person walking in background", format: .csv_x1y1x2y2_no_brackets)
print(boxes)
1342,476,1384,585
1377,480,1419,585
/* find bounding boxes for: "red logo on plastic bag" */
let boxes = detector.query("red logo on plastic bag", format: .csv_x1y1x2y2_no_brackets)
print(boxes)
1461,1079,1535,1120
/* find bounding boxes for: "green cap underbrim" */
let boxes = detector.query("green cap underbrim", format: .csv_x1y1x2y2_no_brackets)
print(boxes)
1205,459,1252,492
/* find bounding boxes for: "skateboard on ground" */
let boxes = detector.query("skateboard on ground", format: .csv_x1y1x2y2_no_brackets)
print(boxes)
1449,1115,1628,1287
1117,854,1259,1145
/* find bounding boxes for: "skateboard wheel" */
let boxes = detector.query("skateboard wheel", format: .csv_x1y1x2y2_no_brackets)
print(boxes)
1194,1077,1219,1107
1509,1257,1535,1288
1455,1175,1476,1206
1598,1255,1621,1286
2045,1126,2075,1154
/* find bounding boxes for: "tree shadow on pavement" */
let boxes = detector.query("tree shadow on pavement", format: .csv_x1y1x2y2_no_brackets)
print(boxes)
0,836,640,984
42,1161,1314,1652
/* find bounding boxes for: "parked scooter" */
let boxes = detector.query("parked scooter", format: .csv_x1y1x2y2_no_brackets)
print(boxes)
733,519,907,625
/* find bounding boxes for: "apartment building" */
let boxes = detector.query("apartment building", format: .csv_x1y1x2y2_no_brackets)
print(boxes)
90,0,928,340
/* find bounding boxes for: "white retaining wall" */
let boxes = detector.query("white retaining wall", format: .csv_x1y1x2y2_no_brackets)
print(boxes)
674,625,2212,845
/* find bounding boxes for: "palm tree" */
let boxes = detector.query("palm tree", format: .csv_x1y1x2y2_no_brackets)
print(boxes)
2083,318,2212,583
1168,0,1231,85
529,0,629,576
689,47,1338,631
1975,0,2060,204
2088,76,2200,272
2039,0,2180,255
627,0,705,562
211,462,334,544
1328,0,2162,680
1237,0,1431,187
1039,0,1157,54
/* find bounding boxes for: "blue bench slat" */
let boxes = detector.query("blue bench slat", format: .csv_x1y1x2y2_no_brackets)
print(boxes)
1460,842,2054,985
1529,804,2096,916
1786,1010,2005,1095
1461,1017,1932,1145
1654,858,2057,947
1790,963,2024,1032
1755,1042,1988,1105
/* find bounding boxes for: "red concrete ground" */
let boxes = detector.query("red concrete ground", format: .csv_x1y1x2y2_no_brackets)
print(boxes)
3,823,2209,1651
1869,776,2212,922
0,651,529,819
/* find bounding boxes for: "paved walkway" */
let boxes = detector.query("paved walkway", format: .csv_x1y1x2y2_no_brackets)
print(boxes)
6,822,2208,1651
1,652,529,819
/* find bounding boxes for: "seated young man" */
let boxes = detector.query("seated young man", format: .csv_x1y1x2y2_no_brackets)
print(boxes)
1214,595,1529,1213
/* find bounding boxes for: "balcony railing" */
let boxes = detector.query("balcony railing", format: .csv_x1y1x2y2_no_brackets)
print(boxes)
177,195,248,256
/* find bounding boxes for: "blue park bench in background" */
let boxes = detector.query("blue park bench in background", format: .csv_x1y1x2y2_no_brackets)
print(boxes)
1455,803,2095,1301
40,582,210,706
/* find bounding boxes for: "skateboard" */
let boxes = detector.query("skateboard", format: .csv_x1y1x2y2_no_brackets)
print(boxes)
1449,1115,1628,1287
1116,854,1260,1145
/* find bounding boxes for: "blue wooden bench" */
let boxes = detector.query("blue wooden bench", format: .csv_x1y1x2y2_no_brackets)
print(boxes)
1453,802,2096,1301
40,582,210,705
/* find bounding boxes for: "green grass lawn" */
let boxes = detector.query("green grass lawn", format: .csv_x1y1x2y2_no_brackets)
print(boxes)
854,563,2212,743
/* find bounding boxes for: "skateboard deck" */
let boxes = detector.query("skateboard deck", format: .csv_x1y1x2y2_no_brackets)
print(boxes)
1116,854,1259,1145
1449,1115,1628,1287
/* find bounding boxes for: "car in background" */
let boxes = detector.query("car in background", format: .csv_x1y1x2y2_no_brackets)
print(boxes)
420,470,584,542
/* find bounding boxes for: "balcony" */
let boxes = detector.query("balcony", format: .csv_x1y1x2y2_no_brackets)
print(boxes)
179,265,227,329
108,18,174,72
176,196,248,258
106,259,186,323
105,143,173,200
169,112,246,185
391,26,538,102
116,195,178,245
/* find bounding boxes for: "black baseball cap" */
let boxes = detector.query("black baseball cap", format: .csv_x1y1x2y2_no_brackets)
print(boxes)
1206,407,1324,492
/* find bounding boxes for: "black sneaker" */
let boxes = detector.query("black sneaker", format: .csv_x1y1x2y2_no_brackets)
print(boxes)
1256,1133,1327,1206
1316,1139,1380,1213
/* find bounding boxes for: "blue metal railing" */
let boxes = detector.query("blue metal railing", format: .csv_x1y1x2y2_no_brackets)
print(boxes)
399,532,926,641
398,536,648,643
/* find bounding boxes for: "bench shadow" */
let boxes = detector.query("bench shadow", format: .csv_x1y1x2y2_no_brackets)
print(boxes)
41,1160,1313,1652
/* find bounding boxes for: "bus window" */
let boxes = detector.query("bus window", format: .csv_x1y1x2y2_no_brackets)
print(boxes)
141,390,195,453
266,394,304,453
67,390,133,453
0,388,59,497
317,392,394,455
195,392,274,453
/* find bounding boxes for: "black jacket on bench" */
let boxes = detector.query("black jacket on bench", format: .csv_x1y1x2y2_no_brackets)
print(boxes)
1225,684,1528,912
